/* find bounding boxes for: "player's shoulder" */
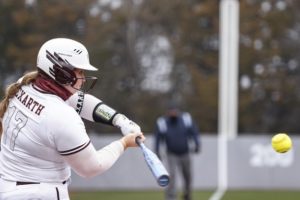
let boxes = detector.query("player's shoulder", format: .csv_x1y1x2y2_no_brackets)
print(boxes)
43,99,83,137
47,98,81,121
181,112,193,127
156,116,166,123
181,112,191,118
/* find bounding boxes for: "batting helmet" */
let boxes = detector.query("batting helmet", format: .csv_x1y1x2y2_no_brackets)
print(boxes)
37,38,98,87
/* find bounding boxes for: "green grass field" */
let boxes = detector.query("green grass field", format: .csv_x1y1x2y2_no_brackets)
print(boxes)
70,190,300,200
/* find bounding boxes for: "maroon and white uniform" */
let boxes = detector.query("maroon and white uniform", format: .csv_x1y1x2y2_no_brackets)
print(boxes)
0,83,124,199
0,38,141,200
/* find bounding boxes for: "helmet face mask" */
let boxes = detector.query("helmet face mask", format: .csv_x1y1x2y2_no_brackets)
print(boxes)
37,38,98,92
76,76,98,92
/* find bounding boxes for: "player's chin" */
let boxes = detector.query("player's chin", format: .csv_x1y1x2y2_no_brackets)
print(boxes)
71,83,84,92
70,86,81,94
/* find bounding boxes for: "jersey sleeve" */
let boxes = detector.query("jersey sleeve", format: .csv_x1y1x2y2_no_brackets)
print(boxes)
50,106,90,156
63,140,124,178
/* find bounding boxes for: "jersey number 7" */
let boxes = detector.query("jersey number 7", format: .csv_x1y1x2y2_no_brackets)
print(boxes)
2,106,28,151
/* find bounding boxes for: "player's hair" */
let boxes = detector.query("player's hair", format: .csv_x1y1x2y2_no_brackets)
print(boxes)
0,71,38,136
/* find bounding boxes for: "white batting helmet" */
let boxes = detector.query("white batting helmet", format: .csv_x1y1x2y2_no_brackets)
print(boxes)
37,38,98,86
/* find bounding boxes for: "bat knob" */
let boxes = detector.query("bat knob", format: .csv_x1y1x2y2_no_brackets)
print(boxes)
135,136,142,145
158,175,170,187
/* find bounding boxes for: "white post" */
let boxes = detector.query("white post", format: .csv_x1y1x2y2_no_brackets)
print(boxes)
220,0,239,141
209,0,239,199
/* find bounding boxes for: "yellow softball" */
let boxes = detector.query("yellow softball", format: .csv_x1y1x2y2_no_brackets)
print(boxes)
271,133,292,153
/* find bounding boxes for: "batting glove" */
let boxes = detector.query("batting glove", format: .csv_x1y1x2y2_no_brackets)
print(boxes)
113,114,141,135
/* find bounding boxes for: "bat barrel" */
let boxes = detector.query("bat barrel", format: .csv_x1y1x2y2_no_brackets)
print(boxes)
135,136,170,187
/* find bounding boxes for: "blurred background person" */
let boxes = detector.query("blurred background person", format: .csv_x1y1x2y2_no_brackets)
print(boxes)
154,104,200,200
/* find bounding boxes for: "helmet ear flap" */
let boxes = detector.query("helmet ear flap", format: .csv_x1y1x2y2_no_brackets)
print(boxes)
53,64,77,86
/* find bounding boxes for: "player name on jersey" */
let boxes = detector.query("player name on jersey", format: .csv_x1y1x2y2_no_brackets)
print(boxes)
15,88,45,116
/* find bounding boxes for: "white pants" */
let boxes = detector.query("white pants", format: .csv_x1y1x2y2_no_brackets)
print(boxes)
0,178,70,200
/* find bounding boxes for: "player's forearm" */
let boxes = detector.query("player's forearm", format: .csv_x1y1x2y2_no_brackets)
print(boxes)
66,92,141,135
66,92,117,124
65,141,124,178
94,140,124,175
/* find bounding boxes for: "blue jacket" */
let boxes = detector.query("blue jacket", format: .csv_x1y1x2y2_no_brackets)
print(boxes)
154,112,200,155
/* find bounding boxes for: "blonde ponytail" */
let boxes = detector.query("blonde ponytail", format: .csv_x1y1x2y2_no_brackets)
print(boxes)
0,71,38,136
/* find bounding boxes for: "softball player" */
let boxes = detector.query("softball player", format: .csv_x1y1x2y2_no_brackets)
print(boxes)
0,38,144,200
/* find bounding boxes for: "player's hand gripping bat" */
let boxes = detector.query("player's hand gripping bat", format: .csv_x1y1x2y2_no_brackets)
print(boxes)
135,136,170,187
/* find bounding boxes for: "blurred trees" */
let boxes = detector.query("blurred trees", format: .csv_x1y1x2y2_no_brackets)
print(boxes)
239,0,300,134
0,0,93,91
0,0,300,134
85,0,220,133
